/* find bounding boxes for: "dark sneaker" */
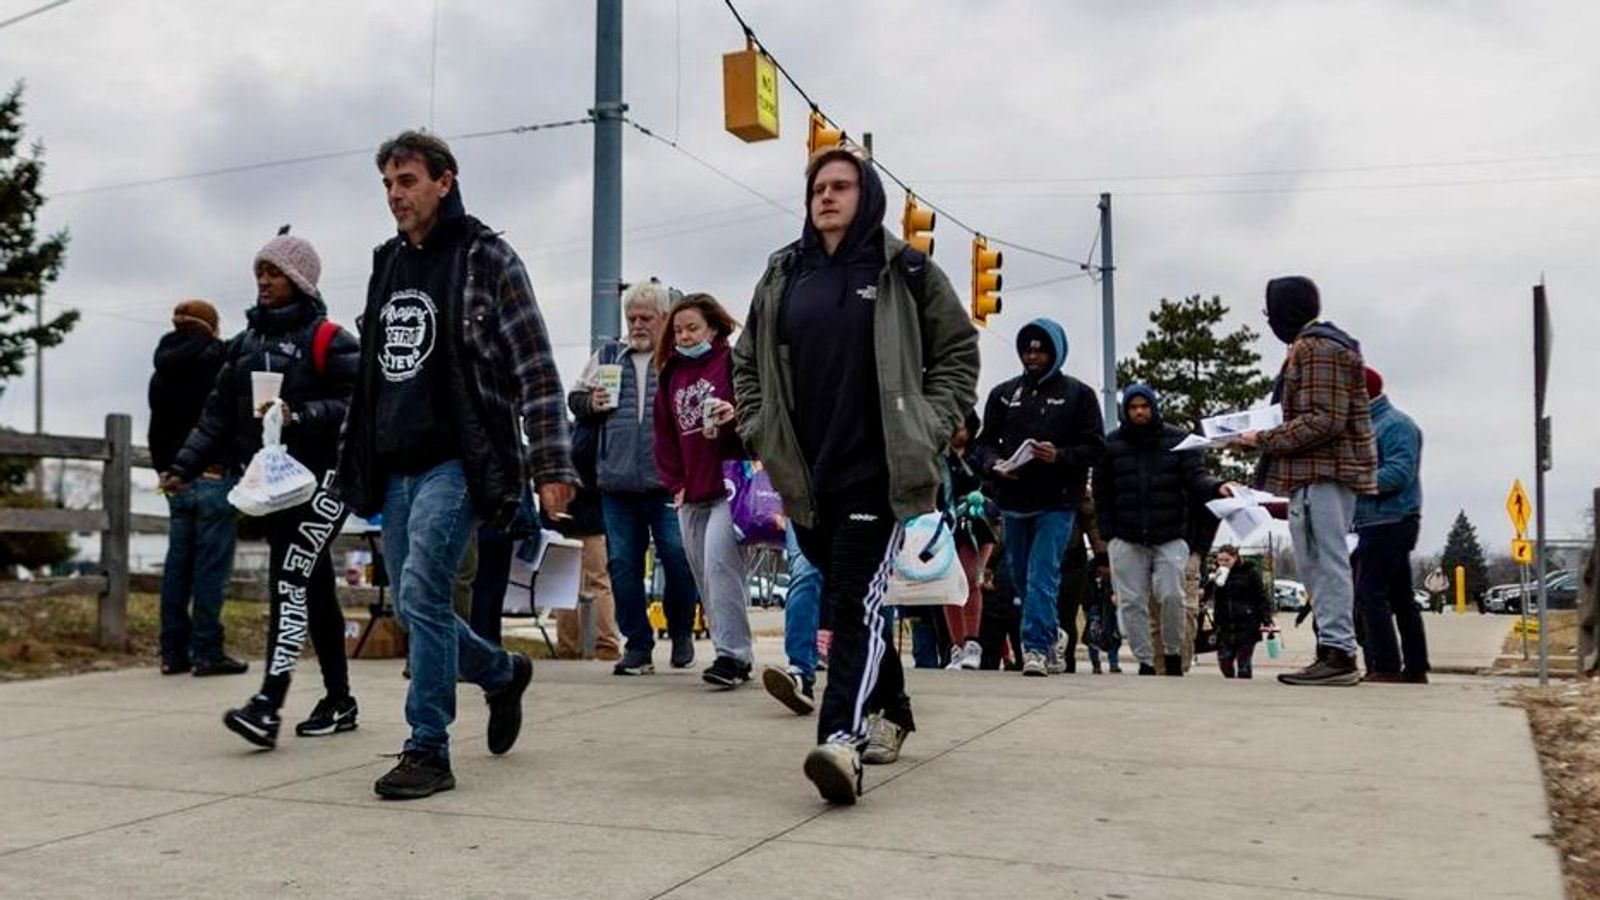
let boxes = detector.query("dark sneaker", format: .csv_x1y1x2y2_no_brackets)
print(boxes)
1361,671,1403,684
612,648,655,676
804,741,862,805
1138,663,1157,676
1401,670,1430,685
161,658,191,676
762,665,815,716
1279,646,1360,686
702,655,752,689
374,751,455,800
295,695,359,737
486,653,533,755
670,633,695,669
222,695,281,749
193,656,249,677
1163,654,1184,677
1109,663,1123,674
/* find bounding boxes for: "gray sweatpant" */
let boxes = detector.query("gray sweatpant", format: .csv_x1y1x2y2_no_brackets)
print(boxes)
677,499,755,664
1289,482,1358,654
1110,537,1189,665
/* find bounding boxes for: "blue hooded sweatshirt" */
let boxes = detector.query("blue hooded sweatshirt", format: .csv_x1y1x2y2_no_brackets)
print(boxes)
975,317,1105,514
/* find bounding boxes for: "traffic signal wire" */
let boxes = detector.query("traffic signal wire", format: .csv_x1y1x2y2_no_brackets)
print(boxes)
0,0,74,32
718,0,1090,272
49,116,596,198
623,117,800,220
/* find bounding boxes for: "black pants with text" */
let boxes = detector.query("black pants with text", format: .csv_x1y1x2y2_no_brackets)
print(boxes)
795,482,914,746
259,471,351,709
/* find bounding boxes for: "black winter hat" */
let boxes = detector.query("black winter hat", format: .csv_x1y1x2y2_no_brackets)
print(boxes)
1265,276,1321,344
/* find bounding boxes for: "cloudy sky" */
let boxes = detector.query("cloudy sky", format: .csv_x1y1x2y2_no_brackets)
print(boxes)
1,0,1596,554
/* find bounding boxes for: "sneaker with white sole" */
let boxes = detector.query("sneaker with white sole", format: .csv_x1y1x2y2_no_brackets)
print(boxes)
944,643,968,670
223,695,281,749
1022,649,1048,677
294,694,358,737
861,714,908,765
762,665,815,715
958,639,981,670
803,741,862,805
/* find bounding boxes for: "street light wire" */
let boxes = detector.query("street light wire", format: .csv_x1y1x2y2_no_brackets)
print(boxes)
623,117,799,220
50,116,594,198
0,0,74,32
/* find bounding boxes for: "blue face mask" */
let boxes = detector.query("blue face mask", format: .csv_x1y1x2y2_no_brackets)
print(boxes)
676,340,712,359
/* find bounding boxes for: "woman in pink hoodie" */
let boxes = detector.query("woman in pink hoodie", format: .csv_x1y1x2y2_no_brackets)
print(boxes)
653,293,756,689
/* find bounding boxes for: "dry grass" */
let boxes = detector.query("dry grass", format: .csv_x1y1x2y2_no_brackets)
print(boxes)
1516,679,1600,898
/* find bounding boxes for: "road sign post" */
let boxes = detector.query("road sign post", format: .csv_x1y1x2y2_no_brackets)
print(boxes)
1532,284,1552,686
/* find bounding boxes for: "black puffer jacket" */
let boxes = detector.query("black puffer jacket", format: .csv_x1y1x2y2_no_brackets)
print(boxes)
1093,384,1223,545
148,329,227,474
1206,559,1273,647
170,292,359,480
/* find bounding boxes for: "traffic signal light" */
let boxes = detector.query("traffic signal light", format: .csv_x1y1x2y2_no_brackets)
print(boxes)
902,194,936,255
971,235,1002,325
807,110,844,158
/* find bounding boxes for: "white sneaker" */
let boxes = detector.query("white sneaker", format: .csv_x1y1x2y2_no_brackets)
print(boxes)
803,741,862,805
944,644,967,670
958,639,981,670
1023,650,1048,677
862,714,907,765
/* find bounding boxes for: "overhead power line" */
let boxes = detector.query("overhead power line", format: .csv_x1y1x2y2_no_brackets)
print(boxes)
0,0,74,32
623,117,799,220
50,116,594,198
718,0,1089,271
934,170,1600,200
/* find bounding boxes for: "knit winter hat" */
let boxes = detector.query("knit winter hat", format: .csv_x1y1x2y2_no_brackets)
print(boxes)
171,299,219,336
254,230,322,298
1364,366,1384,400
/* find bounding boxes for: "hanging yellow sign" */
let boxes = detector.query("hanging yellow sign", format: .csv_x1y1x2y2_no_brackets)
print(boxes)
723,47,780,142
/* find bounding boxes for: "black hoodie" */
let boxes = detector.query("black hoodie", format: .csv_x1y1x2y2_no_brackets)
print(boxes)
148,328,227,474
369,185,474,475
777,152,890,494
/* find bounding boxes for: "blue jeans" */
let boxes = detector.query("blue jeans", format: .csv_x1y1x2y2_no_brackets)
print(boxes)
1002,510,1077,653
384,461,514,760
783,523,822,679
159,477,237,665
602,490,698,655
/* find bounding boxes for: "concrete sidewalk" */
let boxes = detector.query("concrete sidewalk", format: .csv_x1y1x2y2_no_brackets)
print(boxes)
0,636,1562,899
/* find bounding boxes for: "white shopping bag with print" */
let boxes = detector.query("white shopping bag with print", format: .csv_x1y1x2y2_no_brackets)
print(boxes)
228,402,317,517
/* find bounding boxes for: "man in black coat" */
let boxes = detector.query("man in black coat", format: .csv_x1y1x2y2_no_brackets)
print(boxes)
1094,385,1233,676
149,299,240,677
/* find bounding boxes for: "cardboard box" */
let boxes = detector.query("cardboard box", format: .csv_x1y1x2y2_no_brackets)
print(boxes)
344,613,407,660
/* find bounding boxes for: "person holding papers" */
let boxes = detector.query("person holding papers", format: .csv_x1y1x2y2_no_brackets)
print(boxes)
1231,276,1377,687
1094,385,1233,676
976,318,1104,677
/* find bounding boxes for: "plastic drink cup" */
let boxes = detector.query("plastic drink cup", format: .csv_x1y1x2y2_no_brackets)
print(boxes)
702,397,720,438
594,364,623,409
251,371,284,417
1265,631,1282,659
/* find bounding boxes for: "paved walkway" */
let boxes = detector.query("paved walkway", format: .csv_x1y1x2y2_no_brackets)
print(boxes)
0,617,1562,899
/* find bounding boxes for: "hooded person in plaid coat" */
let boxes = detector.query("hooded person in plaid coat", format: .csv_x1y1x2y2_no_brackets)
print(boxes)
1233,275,1376,686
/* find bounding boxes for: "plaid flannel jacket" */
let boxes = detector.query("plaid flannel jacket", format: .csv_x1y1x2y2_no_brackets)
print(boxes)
1256,328,1378,497
461,233,576,488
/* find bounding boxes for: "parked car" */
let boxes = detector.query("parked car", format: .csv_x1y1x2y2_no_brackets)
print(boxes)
747,572,790,609
1499,570,1575,614
1484,584,1521,614
1272,579,1308,612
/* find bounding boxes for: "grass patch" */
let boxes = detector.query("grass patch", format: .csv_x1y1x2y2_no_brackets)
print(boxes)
1515,679,1600,898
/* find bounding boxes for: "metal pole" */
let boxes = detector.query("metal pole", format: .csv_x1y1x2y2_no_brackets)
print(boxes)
1519,564,1530,660
1536,465,1549,685
589,0,625,351
1097,193,1116,423
33,294,44,494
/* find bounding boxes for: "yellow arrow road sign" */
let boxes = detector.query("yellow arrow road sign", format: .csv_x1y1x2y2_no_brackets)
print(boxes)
1511,538,1534,565
1506,479,1532,536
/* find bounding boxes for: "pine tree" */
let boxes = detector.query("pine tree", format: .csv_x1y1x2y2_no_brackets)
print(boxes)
1116,295,1273,480
0,81,75,392
1439,510,1489,604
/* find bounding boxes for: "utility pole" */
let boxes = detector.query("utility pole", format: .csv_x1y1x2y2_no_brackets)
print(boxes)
1097,193,1117,423
589,0,625,351
33,294,44,494
1532,282,1552,685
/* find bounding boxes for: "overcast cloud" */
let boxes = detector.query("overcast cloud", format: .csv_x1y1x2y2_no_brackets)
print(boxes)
1,0,1596,554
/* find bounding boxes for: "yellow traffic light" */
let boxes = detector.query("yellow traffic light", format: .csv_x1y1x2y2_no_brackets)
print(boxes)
807,110,844,158
971,235,1002,326
902,194,936,256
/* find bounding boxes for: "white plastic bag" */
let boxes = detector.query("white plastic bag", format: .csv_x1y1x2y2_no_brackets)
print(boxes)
886,559,969,607
886,514,969,607
228,402,317,517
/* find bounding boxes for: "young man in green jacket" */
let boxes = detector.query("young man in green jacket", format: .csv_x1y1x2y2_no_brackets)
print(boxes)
733,148,979,805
